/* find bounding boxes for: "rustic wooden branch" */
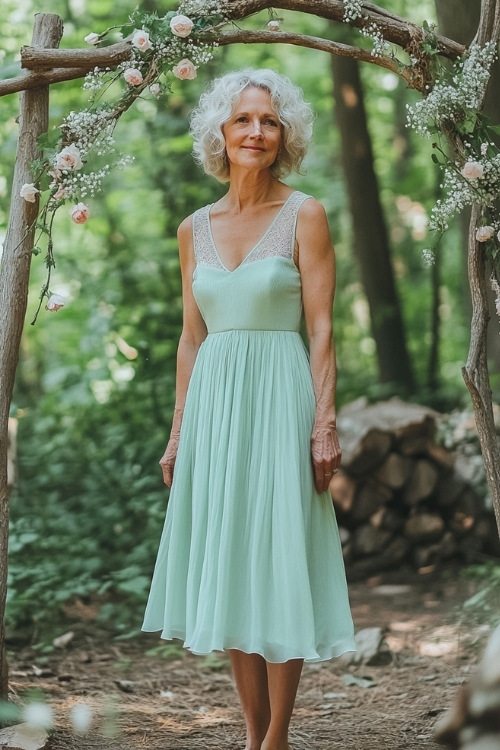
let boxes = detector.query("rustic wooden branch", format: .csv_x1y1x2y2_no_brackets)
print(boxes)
218,30,420,89
225,0,465,59
20,40,131,69
462,206,500,538
0,0,466,100
458,0,500,538
0,12,64,699
0,67,92,97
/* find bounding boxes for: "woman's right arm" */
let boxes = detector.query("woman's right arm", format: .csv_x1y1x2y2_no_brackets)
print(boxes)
159,215,208,487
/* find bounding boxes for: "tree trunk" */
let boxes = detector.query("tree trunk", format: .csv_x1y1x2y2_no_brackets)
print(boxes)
435,0,500,371
331,54,415,392
0,13,63,701
462,205,500,538
459,0,500,538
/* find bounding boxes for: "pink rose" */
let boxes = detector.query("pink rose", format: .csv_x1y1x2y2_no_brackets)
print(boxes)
476,225,494,242
497,230,500,244
20,183,40,202
123,68,143,86
55,144,83,171
169,14,194,37
132,29,153,52
84,32,99,45
53,185,68,201
172,58,197,80
45,294,66,312
267,20,281,31
461,161,484,180
69,202,90,224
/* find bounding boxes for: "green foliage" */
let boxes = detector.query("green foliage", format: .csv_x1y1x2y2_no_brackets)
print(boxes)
461,562,500,626
1,0,484,639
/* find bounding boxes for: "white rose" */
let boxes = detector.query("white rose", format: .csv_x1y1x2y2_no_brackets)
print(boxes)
69,202,90,224
55,144,83,171
45,294,66,312
23,703,53,729
172,58,197,80
20,183,40,202
497,230,500,244
69,703,93,734
84,32,100,45
461,161,484,180
267,20,281,31
149,83,161,97
123,68,143,86
169,14,194,37
476,225,495,242
132,29,153,52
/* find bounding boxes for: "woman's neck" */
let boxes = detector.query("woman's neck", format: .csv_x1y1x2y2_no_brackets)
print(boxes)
222,169,281,211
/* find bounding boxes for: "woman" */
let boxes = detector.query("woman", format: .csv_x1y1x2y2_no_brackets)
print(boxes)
142,68,356,750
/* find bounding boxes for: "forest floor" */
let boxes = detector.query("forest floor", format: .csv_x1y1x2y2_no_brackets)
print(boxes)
7,567,495,750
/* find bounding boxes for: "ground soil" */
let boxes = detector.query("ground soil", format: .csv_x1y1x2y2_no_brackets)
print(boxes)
6,568,494,750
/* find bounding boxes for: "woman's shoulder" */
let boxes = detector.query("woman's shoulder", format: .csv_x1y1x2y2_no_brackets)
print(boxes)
295,194,328,230
177,203,212,239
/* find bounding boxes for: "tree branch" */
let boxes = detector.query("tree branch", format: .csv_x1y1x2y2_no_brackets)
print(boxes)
0,67,94,97
20,41,131,69
225,0,465,59
218,30,419,88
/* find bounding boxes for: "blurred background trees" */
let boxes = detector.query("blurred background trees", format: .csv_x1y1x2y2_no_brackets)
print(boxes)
1,0,496,638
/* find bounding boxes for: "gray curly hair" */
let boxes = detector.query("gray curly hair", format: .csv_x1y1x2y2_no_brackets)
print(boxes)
189,68,314,183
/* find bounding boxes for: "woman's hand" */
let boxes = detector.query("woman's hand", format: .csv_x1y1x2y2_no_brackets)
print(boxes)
311,424,342,493
159,434,180,487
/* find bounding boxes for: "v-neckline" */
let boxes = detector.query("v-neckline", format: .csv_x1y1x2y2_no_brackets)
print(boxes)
207,192,297,273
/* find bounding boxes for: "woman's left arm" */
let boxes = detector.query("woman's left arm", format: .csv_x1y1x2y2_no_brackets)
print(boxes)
297,198,341,493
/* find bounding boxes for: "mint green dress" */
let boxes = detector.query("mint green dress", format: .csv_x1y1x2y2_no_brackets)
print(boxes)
142,191,356,662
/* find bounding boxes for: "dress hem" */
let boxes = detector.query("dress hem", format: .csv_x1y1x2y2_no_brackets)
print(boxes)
141,627,357,664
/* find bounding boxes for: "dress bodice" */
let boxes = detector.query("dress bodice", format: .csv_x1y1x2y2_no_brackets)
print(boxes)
191,191,311,334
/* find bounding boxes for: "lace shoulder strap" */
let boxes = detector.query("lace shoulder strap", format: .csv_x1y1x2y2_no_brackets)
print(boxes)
248,190,312,265
192,204,224,269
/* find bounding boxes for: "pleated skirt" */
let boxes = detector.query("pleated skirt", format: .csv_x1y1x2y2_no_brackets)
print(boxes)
142,330,356,662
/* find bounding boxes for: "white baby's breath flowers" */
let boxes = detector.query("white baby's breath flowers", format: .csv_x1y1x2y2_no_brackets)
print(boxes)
149,82,161,96
407,42,498,138
342,0,364,22
422,249,436,267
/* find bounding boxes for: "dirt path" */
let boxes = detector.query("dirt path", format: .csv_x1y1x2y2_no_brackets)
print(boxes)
7,571,491,750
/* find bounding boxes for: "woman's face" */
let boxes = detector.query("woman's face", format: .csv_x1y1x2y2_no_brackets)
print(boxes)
222,86,282,174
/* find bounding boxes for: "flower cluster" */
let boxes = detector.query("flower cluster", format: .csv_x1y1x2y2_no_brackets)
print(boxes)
406,42,498,138
342,0,364,23
406,41,500,269
20,4,227,317
342,0,389,57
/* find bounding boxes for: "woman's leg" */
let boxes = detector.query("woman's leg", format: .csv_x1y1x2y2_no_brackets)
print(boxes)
229,650,271,750
261,659,304,750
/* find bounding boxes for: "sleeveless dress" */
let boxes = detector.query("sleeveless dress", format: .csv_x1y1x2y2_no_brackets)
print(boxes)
142,190,356,663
